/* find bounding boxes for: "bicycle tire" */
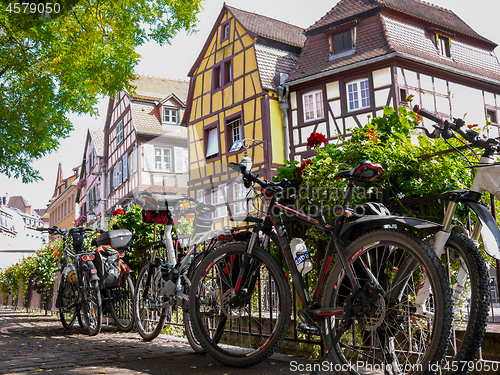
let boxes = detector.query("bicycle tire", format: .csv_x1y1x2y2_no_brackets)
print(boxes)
58,276,79,329
183,252,206,353
321,229,453,375
81,270,102,336
428,232,490,375
108,273,135,332
134,262,168,341
189,242,292,368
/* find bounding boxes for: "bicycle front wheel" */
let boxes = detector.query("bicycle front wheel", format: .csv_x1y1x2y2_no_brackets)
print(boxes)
81,269,102,336
189,242,292,368
134,262,168,341
321,229,453,375
58,275,79,329
429,232,490,375
108,273,135,332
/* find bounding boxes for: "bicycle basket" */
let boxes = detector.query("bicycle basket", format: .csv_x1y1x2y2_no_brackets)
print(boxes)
141,209,172,225
96,229,132,249
94,246,120,289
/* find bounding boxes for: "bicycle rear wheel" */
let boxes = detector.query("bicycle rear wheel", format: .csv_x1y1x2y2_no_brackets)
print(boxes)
321,229,453,374
81,269,102,336
189,242,292,367
108,273,135,332
428,232,490,375
134,262,168,340
58,276,79,329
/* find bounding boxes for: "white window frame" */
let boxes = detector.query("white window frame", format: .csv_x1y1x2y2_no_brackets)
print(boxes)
302,90,324,121
346,78,371,112
206,128,219,158
228,118,242,144
211,184,227,218
436,34,451,58
154,147,172,172
163,108,179,124
116,121,123,144
197,189,205,203
232,182,250,214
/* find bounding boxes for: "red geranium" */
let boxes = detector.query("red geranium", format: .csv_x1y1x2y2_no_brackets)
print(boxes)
297,159,313,179
307,132,327,149
112,208,125,216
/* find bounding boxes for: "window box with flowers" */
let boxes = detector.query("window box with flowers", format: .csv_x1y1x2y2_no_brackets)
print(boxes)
74,215,87,227
77,179,87,189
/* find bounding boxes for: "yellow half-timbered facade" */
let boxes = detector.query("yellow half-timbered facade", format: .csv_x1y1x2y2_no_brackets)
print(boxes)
182,4,305,227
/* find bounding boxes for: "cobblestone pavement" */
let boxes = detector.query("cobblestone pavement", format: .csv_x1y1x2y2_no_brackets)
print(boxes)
0,308,313,375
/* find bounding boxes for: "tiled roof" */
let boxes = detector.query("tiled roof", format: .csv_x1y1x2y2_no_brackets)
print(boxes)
254,44,300,89
288,14,391,82
383,16,500,81
89,128,104,157
226,5,306,48
132,75,189,102
307,0,493,46
130,102,187,138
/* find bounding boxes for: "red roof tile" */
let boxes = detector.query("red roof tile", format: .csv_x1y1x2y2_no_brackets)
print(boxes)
226,5,306,48
131,102,187,138
307,0,494,47
132,75,189,102
288,14,391,82
254,44,299,89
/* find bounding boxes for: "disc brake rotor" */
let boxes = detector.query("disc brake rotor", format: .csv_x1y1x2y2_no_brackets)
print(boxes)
221,289,245,318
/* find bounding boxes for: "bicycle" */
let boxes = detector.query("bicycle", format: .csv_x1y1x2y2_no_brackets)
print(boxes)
37,226,102,335
413,105,497,373
93,229,135,332
188,160,454,373
133,191,227,352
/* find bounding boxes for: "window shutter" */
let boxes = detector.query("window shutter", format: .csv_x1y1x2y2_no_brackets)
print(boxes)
107,172,111,196
123,153,128,181
183,148,189,172
113,166,118,190
143,144,155,171
174,147,184,172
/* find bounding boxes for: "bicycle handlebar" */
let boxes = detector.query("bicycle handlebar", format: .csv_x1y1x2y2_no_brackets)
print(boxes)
413,105,498,152
133,190,216,216
229,162,299,192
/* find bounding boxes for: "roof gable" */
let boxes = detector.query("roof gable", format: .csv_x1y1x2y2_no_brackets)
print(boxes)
132,75,189,102
307,0,495,48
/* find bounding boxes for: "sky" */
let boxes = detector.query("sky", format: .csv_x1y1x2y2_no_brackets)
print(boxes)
1,0,499,210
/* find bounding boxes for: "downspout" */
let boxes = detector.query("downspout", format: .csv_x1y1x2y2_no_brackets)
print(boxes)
278,83,290,161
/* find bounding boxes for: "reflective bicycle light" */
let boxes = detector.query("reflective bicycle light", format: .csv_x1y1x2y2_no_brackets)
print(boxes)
240,153,253,172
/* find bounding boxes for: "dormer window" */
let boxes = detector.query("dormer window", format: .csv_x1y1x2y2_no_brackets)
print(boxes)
328,26,356,60
164,108,178,124
435,34,451,57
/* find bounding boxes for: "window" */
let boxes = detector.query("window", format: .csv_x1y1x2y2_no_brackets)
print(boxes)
211,184,227,218
487,109,497,124
221,21,230,42
436,34,451,57
117,159,123,185
112,166,118,191
205,127,219,159
347,79,370,112
228,117,242,145
303,90,324,121
164,108,179,124
399,88,407,104
328,28,354,59
224,60,232,84
197,189,205,203
213,65,222,90
233,182,248,214
154,147,172,171
116,121,123,144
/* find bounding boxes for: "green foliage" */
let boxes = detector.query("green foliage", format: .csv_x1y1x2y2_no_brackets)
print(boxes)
0,0,202,182
108,205,155,272
0,238,61,307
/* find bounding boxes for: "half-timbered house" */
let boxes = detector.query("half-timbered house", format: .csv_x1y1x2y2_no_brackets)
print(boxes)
75,128,105,228
285,0,500,162
182,4,305,227
103,75,189,214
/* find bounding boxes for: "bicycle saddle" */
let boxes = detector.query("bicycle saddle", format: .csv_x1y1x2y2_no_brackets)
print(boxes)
334,160,383,182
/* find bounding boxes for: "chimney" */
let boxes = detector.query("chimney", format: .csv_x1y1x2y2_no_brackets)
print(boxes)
25,205,32,215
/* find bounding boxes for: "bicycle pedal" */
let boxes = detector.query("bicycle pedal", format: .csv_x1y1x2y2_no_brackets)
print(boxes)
297,322,321,337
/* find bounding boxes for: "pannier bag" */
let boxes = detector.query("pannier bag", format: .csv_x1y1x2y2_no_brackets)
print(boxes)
94,245,121,289
141,209,173,225
96,229,132,249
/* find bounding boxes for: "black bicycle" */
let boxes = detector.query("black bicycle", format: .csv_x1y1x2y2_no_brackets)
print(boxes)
37,226,102,335
188,160,454,373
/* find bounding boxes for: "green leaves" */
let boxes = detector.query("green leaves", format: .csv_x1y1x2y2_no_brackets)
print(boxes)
0,0,202,182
